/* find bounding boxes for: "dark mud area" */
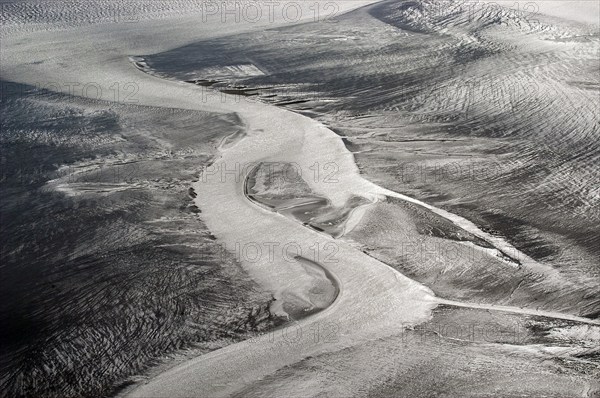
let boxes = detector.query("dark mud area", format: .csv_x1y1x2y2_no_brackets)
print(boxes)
0,82,283,397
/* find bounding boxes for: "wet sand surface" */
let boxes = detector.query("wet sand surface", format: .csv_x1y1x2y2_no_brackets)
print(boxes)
246,161,373,237
1,0,599,396
139,0,600,310
0,81,283,396
231,305,599,398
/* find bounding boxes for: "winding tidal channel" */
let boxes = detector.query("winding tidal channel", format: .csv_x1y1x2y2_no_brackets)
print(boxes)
1,1,598,396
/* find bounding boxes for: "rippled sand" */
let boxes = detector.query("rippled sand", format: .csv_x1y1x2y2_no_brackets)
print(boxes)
1,0,599,396
0,81,285,396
